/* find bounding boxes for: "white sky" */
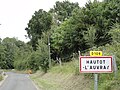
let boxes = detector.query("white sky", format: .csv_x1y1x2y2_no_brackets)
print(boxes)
0,0,102,42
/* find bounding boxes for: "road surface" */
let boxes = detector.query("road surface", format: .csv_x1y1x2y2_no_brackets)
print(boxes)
0,72,38,90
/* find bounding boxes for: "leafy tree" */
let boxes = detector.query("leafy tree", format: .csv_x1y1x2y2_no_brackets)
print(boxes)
0,43,6,69
83,26,96,48
51,11,88,60
0,37,32,70
24,52,39,71
27,39,49,72
25,9,52,50
49,1,79,23
36,36,49,72
14,40,32,70
2,37,18,69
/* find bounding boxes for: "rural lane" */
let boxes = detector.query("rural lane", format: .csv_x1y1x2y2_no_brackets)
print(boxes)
0,72,39,90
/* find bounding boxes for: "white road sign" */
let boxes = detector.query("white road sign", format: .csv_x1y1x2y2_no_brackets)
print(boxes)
79,56,112,73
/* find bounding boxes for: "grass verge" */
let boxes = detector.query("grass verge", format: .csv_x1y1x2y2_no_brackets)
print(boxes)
30,60,93,90
0,75,3,81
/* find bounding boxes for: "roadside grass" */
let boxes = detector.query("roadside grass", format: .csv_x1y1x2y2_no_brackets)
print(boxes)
30,60,93,90
31,74,61,90
0,75,3,81
0,70,4,81
49,59,79,74
97,70,120,90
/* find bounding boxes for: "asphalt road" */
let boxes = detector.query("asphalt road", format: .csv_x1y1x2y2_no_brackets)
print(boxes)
0,72,38,90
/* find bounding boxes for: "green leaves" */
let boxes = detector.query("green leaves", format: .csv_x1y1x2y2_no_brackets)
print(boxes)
109,23,120,43
26,9,52,50
84,26,96,48
50,1,79,22
18,0,120,71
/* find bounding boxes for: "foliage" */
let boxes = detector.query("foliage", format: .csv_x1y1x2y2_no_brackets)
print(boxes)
109,23,120,43
1,37,17,69
49,0,79,22
83,26,96,48
25,9,52,50
13,40,32,70
0,36,49,72
0,43,5,69
50,0,120,61
36,39,49,73
19,38,50,73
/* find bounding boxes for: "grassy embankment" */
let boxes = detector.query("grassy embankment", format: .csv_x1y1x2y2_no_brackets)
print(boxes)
0,75,3,81
0,70,4,81
30,59,93,90
31,43,120,90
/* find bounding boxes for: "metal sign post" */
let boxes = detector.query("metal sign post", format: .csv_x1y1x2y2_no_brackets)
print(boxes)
94,74,98,90
112,55,118,79
91,51,100,90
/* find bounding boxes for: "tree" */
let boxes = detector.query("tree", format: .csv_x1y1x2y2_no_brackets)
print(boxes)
2,37,17,69
27,38,49,72
25,9,52,50
49,1,79,23
84,0,120,46
51,10,88,60
13,40,32,70
36,39,49,73
83,26,96,48
0,42,6,69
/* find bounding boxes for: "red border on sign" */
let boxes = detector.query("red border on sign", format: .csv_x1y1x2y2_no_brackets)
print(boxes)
79,56,113,73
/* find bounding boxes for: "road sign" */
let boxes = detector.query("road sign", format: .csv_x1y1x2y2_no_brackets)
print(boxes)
90,51,102,56
79,56,112,73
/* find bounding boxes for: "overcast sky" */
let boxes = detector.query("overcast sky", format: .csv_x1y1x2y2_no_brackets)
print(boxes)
0,0,102,42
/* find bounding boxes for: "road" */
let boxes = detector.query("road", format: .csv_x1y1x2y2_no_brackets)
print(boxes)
0,72,38,90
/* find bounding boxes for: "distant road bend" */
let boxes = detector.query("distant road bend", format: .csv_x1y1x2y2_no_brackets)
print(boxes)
0,72,38,90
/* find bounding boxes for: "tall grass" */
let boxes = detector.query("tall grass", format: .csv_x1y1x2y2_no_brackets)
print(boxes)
0,75,3,81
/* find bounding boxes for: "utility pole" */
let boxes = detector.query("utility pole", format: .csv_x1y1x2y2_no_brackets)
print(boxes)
48,33,51,68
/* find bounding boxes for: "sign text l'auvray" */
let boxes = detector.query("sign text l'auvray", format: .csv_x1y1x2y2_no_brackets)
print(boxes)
80,56,112,73
84,59,109,70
